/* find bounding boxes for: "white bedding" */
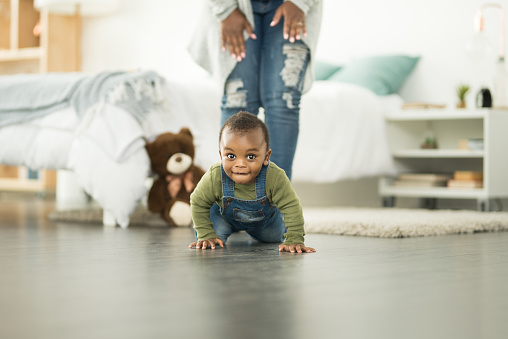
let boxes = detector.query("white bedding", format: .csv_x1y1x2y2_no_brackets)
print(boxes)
0,107,77,170
293,81,399,182
0,77,399,226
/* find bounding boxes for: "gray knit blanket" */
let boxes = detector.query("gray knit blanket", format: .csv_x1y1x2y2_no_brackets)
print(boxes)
0,70,166,128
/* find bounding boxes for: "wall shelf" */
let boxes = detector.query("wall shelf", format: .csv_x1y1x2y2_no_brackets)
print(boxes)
385,109,487,121
0,47,42,61
392,149,484,158
379,181,487,199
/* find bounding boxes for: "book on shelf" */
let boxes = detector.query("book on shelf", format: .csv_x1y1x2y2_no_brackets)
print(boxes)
401,102,447,109
27,169,39,180
453,171,483,181
398,173,453,181
0,165,19,179
392,173,453,188
447,179,483,188
393,180,448,187
457,139,484,151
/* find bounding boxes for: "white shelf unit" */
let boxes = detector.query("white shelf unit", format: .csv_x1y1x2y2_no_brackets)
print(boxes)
379,108,508,211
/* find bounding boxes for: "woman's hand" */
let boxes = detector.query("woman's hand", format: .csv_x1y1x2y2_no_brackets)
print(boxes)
221,8,257,62
270,1,306,43
279,243,316,253
189,238,225,250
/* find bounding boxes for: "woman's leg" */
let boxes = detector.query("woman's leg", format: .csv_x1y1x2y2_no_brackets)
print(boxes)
220,14,263,125
259,12,310,180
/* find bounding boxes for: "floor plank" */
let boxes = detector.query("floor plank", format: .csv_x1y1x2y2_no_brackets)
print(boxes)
0,193,507,339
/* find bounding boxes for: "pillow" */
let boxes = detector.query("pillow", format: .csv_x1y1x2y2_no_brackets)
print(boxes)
313,61,342,80
327,55,420,95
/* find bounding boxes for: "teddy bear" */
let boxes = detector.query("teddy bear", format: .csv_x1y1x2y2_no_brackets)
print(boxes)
145,128,205,226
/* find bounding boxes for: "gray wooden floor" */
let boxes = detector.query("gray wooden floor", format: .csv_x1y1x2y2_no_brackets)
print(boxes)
1,193,507,339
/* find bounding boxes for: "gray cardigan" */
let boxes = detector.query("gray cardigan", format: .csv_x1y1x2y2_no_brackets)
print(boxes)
188,0,323,94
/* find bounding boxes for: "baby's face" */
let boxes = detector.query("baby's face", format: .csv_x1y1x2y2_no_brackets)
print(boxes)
219,128,271,185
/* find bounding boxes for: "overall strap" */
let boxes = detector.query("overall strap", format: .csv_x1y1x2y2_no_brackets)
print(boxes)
221,165,235,198
255,164,269,199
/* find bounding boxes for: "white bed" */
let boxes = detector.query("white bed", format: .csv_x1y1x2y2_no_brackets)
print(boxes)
0,74,400,227
0,102,166,227
0,71,175,227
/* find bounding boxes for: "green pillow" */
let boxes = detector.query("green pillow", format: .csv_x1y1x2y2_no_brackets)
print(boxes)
327,55,420,95
314,61,342,80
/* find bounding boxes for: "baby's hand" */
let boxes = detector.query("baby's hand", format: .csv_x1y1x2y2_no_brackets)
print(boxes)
279,243,316,253
189,238,224,250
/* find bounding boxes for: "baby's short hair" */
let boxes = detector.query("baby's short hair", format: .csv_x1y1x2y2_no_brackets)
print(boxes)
219,111,270,149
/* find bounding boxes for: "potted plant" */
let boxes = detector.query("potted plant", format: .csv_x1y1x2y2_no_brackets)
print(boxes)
421,123,438,149
456,84,470,108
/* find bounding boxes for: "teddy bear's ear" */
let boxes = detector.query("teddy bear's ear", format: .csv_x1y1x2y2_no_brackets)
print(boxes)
179,127,193,139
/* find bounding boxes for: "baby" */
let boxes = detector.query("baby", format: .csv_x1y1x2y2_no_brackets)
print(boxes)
189,111,315,253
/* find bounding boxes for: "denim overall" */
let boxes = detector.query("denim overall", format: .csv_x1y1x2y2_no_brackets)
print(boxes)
209,164,286,243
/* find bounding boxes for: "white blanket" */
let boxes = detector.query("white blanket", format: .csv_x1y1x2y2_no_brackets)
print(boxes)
68,104,152,227
0,107,77,170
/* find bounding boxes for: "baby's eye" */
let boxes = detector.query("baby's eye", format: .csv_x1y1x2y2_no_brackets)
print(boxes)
227,154,236,159
247,154,256,160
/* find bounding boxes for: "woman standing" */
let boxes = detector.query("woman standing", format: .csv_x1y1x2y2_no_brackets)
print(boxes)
189,0,322,180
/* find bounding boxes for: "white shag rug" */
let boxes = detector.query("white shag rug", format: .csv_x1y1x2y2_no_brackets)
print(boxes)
303,207,508,238
48,206,508,238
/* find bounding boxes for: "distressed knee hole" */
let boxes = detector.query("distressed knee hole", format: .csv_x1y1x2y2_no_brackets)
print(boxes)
282,92,296,109
224,79,247,108
279,44,308,88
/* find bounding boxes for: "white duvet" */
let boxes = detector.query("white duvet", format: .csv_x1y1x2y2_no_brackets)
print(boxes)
293,81,399,182
0,78,399,226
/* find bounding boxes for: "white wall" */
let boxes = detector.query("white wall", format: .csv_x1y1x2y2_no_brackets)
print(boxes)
81,1,207,79
317,0,507,107
82,0,508,107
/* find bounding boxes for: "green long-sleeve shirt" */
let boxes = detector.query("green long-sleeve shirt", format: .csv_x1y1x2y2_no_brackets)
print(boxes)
190,162,306,245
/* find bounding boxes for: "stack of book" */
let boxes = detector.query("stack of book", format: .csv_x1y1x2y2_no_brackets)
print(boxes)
447,171,483,188
401,102,447,109
392,173,453,187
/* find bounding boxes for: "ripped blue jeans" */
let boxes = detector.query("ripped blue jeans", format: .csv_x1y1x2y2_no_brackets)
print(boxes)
221,0,310,180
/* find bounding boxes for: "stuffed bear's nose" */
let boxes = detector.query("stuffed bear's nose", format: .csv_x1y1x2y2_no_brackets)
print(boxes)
175,156,182,162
